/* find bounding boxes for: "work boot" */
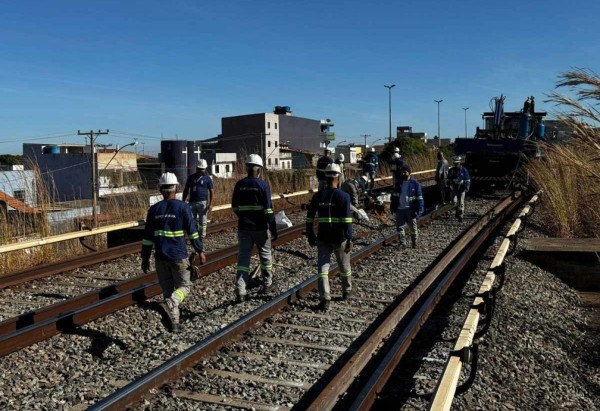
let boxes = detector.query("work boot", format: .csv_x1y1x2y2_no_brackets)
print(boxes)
171,323,183,334
260,281,275,295
318,299,330,312
342,289,353,300
235,293,247,304
398,237,407,250
159,301,176,329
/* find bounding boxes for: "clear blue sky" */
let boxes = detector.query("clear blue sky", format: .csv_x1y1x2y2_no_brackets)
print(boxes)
1,0,599,154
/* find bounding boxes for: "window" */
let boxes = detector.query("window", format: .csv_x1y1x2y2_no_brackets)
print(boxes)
268,158,272,165
13,190,25,202
275,141,278,147
215,165,220,173
275,158,278,165
275,123,278,129
268,141,271,148
225,164,230,172
267,122,271,129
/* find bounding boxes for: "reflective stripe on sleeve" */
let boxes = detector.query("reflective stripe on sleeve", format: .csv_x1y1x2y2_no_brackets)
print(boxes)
264,208,273,215
238,205,264,211
154,230,185,238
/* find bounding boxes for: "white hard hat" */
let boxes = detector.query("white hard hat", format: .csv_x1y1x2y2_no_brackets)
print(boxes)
452,155,462,163
197,159,208,169
392,153,401,160
393,147,400,153
337,153,345,162
361,175,369,182
159,172,179,186
324,163,342,176
246,154,264,167
370,147,375,152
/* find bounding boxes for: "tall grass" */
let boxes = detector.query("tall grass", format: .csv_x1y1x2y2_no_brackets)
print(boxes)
526,68,600,238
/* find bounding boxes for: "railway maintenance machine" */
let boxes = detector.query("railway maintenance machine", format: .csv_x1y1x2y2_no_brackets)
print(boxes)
454,95,547,191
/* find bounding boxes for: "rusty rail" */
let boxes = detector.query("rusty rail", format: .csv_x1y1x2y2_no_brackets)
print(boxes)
335,193,524,411
0,224,307,357
86,204,454,411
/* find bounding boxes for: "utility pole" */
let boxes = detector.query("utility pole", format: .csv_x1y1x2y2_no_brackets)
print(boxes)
462,107,469,138
360,134,371,149
78,129,109,229
434,99,443,148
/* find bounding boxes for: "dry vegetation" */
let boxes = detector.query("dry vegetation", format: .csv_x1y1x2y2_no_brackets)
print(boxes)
0,150,437,274
527,68,600,237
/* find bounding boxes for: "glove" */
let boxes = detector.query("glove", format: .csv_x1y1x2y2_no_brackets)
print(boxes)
344,240,353,253
141,258,150,274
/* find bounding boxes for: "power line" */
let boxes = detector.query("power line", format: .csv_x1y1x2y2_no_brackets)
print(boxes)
0,131,77,144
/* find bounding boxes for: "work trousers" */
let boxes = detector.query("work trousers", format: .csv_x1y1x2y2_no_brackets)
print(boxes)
155,259,191,324
438,179,448,204
367,171,376,191
395,208,418,245
452,190,466,218
317,240,352,301
236,229,273,297
190,200,208,238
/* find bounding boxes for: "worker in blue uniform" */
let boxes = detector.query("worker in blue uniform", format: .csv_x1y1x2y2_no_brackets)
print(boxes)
183,159,214,239
316,148,334,191
448,156,471,221
232,154,278,302
390,165,424,249
362,147,379,191
141,172,205,332
306,163,353,311
389,147,408,187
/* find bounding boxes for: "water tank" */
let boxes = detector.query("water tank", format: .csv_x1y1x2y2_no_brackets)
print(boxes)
43,145,60,154
535,120,545,139
160,140,188,186
517,113,531,140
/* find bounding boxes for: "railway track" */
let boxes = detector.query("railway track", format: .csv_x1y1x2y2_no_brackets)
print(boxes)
82,194,521,410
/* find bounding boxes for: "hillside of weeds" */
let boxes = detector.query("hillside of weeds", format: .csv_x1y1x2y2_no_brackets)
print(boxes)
527,68,600,237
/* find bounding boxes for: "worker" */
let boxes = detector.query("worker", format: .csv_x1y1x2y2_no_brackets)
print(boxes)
448,156,471,221
316,148,334,191
231,154,278,302
435,151,449,205
335,153,345,184
306,163,353,311
389,147,407,186
362,147,379,191
390,165,424,249
141,172,206,332
182,159,214,238
341,174,368,221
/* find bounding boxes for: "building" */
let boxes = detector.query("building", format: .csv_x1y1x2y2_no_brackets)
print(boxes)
23,143,139,202
0,169,37,211
203,152,236,178
335,144,359,163
160,139,237,180
426,137,451,148
397,126,427,141
218,106,331,170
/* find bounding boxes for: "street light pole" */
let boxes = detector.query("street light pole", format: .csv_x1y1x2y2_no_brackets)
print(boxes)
462,107,469,138
434,99,443,148
384,84,396,144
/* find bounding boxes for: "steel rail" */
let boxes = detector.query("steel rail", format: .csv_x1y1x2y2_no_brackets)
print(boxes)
86,204,454,411
0,224,307,357
341,194,524,411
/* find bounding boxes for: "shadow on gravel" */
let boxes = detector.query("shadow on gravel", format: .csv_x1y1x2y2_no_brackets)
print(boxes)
63,327,128,359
